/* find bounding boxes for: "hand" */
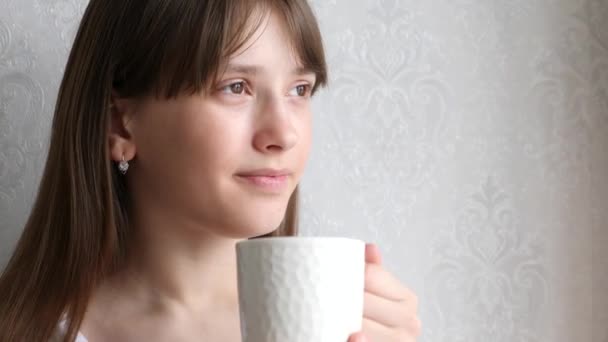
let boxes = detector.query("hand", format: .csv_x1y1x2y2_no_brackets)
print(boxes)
348,244,421,342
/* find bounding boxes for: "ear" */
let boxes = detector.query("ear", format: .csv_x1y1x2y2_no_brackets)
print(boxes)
108,91,137,163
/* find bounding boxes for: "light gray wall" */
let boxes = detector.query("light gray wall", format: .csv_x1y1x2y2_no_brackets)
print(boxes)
1,0,606,341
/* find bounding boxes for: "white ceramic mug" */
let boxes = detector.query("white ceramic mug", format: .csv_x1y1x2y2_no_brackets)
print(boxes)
236,237,365,342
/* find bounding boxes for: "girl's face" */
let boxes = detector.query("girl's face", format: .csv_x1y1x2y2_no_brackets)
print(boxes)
122,12,316,238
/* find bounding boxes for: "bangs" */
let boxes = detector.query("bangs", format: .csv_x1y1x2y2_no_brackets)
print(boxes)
112,0,327,99
271,0,328,94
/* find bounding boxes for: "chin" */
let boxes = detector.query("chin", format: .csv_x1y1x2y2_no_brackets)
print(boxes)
217,208,287,239
219,222,282,239
196,187,295,239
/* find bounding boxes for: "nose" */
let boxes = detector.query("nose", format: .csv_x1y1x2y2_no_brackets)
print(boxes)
252,96,298,154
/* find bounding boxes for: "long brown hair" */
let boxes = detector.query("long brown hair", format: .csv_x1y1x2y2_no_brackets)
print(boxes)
0,1,327,340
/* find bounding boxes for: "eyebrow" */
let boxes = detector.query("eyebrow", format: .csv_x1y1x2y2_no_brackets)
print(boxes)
225,64,259,76
224,63,316,77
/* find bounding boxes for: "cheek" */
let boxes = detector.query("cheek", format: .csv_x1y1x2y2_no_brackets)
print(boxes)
132,111,179,170
178,116,250,180
295,111,313,166
134,103,249,186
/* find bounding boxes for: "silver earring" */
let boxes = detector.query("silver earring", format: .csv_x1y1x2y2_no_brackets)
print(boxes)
118,155,129,175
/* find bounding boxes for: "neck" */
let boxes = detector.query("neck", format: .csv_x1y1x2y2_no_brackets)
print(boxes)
119,208,244,315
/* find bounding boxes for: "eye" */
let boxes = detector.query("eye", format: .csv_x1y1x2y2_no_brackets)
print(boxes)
221,81,246,95
289,84,311,97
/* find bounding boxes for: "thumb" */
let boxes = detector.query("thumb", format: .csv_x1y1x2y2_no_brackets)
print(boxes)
365,243,382,265
348,332,368,342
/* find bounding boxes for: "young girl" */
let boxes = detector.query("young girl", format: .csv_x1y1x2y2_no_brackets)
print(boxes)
0,0,421,341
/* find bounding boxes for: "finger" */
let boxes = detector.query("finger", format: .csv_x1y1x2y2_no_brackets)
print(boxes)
348,332,368,342
362,317,392,341
365,263,415,303
363,291,413,328
411,316,423,337
362,318,415,342
365,243,382,265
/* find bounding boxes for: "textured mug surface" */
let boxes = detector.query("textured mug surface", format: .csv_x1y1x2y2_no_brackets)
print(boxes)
236,237,365,342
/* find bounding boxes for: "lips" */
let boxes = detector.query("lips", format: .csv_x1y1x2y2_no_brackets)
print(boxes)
235,168,292,177
235,169,292,192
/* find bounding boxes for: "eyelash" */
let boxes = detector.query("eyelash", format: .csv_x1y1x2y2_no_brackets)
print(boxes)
220,81,249,95
218,81,313,97
290,84,312,97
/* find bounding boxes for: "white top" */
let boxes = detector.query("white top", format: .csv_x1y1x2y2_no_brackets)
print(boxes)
75,333,88,342
53,320,88,342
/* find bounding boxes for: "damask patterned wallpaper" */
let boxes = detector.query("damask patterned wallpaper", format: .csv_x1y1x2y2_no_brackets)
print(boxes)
0,0,606,341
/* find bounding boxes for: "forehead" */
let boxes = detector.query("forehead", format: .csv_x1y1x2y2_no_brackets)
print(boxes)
226,11,303,69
